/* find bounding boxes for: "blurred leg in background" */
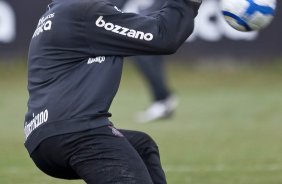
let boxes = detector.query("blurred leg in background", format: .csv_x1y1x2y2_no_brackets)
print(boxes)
118,0,179,123
133,56,178,123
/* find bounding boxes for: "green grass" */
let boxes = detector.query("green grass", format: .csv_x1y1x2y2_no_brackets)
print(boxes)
0,60,282,184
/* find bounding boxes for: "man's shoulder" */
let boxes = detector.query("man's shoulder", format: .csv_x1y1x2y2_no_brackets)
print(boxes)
59,0,113,14
53,0,100,18
61,0,109,8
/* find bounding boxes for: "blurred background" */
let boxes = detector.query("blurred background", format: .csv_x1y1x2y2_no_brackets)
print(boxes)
0,0,281,183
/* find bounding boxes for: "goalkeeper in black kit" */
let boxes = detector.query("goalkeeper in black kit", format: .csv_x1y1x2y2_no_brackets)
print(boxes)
24,0,201,183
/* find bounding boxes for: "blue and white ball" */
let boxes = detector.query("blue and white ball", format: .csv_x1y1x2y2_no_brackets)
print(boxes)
221,0,277,32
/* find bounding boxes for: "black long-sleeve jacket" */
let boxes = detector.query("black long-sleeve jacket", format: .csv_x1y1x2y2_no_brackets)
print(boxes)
24,0,198,154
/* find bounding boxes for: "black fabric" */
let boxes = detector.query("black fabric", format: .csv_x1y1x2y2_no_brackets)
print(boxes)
25,117,112,154
24,0,199,154
31,126,166,184
122,129,167,184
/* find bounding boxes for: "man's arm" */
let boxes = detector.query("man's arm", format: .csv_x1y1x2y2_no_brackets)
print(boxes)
84,0,201,56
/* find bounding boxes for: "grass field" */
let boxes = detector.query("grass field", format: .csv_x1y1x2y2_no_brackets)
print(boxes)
0,60,282,184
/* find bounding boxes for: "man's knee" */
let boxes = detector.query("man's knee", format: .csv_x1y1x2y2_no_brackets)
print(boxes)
136,131,158,149
121,130,159,153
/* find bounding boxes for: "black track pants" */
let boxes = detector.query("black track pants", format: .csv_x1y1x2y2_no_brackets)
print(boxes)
30,126,167,184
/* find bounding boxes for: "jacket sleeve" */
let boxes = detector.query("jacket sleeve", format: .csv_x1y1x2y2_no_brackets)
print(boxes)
83,0,197,56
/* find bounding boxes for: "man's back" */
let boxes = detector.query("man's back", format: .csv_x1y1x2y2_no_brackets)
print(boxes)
24,0,201,183
25,0,199,154
26,0,122,153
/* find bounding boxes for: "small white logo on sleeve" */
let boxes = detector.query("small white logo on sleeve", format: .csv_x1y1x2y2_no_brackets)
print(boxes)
87,56,106,64
108,126,124,137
